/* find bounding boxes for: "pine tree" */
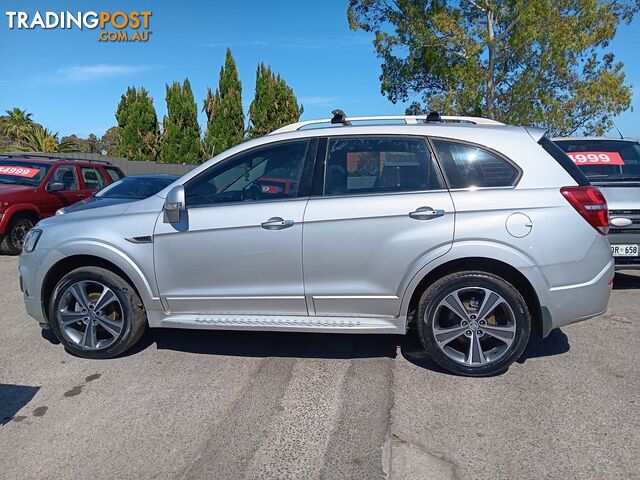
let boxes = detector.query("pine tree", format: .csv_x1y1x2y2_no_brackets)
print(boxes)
160,79,202,164
203,49,245,158
248,64,303,138
115,86,159,162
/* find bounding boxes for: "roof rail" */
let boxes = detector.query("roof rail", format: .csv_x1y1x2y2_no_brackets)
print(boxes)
270,114,504,134
0,152,113,165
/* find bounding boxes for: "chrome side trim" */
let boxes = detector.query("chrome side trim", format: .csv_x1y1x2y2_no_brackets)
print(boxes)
166,296,306,301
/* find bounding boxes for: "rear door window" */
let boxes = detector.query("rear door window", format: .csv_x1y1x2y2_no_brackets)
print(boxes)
431,139,520,189
324,136,444,195
81,166,107,190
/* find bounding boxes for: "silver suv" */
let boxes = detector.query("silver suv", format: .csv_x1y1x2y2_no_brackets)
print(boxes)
19,114,614,376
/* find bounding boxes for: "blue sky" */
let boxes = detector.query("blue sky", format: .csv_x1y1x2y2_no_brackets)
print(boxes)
0,0,638,139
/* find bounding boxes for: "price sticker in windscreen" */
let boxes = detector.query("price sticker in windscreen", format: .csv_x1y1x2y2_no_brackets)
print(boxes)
566,151,625,166
0,166,41,178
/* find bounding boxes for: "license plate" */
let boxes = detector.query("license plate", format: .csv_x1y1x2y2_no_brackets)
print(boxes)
611,244,639,257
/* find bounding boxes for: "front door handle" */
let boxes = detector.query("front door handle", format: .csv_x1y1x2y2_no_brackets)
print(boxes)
409,206,445,220
261,217,294,230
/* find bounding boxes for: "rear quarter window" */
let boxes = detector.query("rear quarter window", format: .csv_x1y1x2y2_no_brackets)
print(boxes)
105,167,125,182
431,139,520,189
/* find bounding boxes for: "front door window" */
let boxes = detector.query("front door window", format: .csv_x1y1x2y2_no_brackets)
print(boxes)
186,140,310,207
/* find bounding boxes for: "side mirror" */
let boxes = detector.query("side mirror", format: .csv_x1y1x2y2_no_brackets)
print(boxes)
163,185,185,223
46,182,65,192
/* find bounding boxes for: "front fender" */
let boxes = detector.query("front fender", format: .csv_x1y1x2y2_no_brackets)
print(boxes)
51,240,159,310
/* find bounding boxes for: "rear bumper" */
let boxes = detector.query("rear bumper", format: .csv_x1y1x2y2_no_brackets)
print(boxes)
540,258,614,336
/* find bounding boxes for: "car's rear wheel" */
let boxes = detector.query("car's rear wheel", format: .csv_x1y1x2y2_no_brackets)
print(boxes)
1,216,34,255
417,271,531,376
49,267,146,359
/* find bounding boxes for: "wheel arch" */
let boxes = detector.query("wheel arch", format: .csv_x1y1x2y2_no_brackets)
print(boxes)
0,204,41,233
41,254,150,324
404,256,543,337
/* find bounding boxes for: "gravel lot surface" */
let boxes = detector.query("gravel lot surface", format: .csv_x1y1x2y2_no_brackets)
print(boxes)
0,256,637,479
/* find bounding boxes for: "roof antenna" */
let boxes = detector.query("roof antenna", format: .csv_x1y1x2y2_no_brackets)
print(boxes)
426,111,442,122
611,120,624,139
331,109,351,125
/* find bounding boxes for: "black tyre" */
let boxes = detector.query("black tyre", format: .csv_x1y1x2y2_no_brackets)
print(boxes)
417,271,530,377
48,267,146,359
0,216,35,255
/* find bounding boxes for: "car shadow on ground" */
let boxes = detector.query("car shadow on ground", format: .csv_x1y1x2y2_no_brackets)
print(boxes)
613,270,640,290
0,384,40,425
115,323,570,376
128,328,400,360
41,328,60,345
39,311,571,374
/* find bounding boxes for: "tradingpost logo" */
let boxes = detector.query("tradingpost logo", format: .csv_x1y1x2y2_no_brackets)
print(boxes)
5,10,153,42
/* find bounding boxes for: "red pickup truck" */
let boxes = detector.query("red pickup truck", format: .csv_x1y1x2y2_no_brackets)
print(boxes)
0,155,125,254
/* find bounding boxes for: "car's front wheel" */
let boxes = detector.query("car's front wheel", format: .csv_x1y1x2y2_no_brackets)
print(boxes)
49,267,146,359
0,216,35,255
417,271,531,376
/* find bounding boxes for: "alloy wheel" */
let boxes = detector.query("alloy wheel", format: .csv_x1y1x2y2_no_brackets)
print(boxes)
429,287,517,367
56,280,125,350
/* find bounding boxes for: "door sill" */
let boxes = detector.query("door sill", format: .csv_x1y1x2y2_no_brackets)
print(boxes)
156,314,404,334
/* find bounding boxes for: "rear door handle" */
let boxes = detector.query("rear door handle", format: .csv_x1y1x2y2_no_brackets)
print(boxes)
261,217,294,230
409,206,445,220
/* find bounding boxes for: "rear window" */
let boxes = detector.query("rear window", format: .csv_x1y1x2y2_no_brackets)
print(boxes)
431,139,519,189
540,138,590,186
554,139,640,183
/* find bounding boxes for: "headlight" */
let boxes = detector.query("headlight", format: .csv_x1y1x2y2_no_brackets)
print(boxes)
55,208,65,215
22,228,42,253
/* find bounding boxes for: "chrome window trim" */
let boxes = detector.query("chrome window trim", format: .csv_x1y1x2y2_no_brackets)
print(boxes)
306,188,450,202
185,195,311,210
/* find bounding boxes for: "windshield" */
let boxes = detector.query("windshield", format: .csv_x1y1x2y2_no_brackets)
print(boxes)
95,176,176,199
0,160,50,186
554,139,640,183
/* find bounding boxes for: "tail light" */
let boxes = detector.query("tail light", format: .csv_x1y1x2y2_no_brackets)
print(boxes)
560,186,609,235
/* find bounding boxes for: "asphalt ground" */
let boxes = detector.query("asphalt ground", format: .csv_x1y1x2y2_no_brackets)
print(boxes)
0,255,638,479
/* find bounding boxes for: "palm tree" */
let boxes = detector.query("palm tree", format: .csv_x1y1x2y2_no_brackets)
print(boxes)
17,125,78,153
1,107,34,143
